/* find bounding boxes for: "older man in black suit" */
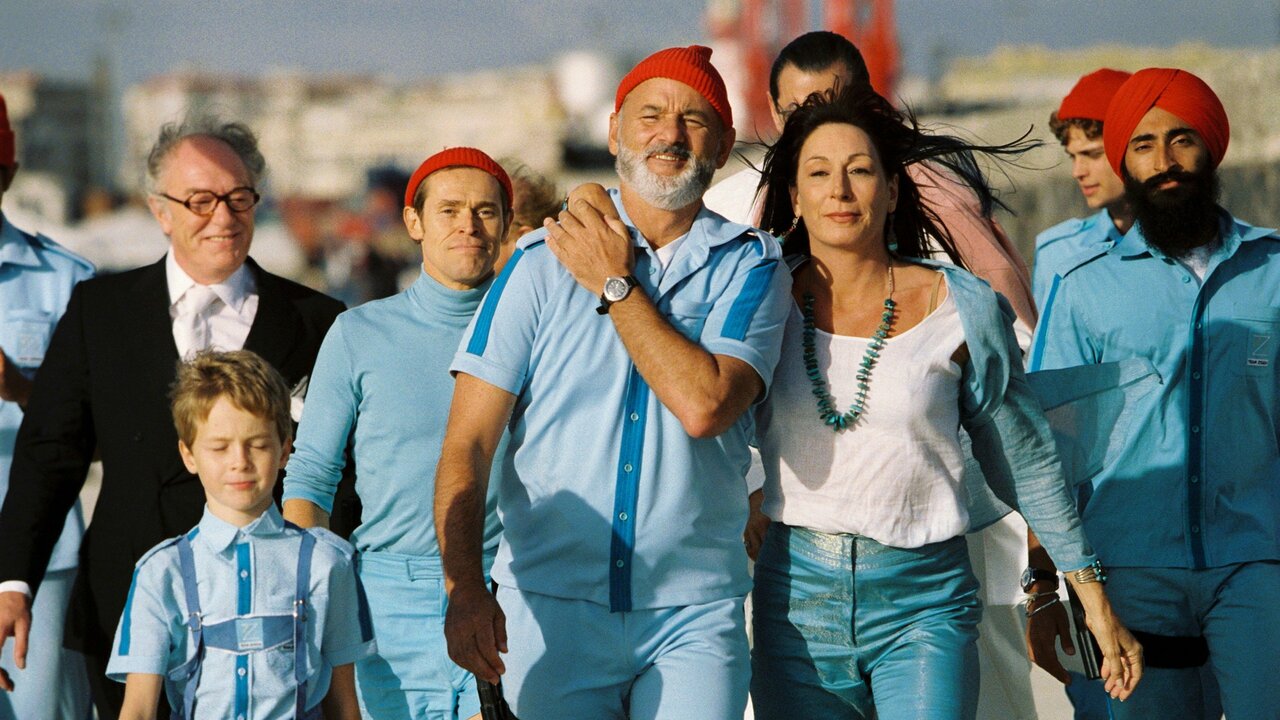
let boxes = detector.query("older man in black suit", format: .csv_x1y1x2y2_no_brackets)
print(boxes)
0,117,348,718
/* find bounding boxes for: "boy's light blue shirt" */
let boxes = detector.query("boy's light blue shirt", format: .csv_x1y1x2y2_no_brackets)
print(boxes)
1030,211,1280,569
0,213,94,573
1031,208,1122,313
107,505,376,718
452,190,792,612
283,270,502,557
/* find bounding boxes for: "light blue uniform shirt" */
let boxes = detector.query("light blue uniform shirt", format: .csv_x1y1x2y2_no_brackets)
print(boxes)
1030,211,1280,569
283,270,502,557
1031,208,1122,313
0,213,94,572
107,506,376,718
452,191,792,612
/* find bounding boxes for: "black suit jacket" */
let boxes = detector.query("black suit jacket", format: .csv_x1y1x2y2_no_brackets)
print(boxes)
0,257,350,657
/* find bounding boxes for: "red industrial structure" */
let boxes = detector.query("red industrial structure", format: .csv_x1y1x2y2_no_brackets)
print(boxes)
707,0,899,140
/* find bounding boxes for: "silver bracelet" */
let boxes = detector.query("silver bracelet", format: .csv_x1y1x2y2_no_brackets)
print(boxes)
1026,596,1062,618
1024,590,1058,602
1071,560,1108,585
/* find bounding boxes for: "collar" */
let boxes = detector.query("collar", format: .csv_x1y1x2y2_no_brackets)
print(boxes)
1112,208,1277,260
165,251,257,313
610,187,758,254
196,504,287,554
0,213,42,270
407,266,492,317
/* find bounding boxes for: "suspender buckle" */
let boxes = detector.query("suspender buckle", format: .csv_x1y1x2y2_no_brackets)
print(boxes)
293,598,307,620
187,612,203,631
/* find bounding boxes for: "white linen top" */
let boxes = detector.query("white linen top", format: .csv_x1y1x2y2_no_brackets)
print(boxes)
758,285,971,547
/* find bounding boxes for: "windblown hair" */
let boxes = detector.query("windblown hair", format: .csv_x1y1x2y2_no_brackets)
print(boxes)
146,115,266,190
171,350,292,447
499,158,561,231
1048,112,1104,145
769,31,871,104
758,87,1036,264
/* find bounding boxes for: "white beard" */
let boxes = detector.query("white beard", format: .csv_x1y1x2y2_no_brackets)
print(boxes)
615,142,717,211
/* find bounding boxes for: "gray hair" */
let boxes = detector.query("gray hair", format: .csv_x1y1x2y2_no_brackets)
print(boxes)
146,116,267,190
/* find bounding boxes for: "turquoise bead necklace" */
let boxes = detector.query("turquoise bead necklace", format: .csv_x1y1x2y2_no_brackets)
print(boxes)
801,264,896,431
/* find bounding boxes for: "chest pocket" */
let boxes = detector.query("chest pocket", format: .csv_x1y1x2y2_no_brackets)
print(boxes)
665,299,712,341
0,309,56,370
1227,303,1280,378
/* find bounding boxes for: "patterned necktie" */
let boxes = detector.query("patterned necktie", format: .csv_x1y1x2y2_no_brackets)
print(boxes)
174,285,221,358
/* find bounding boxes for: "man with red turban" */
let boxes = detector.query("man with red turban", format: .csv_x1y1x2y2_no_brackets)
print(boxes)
1031,68,1133,313
1030,68,1280,719
435,46,791,718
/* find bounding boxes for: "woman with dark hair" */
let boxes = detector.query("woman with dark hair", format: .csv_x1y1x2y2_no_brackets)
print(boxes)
749,88,1143,718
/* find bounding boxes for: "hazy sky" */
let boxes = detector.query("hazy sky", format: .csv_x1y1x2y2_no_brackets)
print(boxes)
2,1,1277,87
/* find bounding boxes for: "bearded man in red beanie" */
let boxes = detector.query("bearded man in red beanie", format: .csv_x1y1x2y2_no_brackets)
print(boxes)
435,46,790,718
1030,68,1280,719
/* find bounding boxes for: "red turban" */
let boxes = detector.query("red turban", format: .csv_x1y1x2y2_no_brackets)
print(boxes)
0,92,14,167
405,147,513,209
615,45,733,130
1057,68,1131,122
1103,68,1229,177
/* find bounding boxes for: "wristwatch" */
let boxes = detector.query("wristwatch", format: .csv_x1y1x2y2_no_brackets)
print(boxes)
1020,566,1059,593
597,275,639,315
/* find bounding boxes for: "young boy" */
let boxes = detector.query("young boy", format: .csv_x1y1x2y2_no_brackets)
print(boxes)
107,350,374,720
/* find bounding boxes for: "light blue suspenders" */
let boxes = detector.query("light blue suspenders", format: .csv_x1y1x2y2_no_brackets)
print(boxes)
172,525,320,720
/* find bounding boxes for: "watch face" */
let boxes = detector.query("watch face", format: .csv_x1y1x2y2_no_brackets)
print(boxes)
604,276,630,302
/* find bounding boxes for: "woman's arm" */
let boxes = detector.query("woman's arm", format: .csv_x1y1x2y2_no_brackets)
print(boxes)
119,673,163,720
321,663,361,720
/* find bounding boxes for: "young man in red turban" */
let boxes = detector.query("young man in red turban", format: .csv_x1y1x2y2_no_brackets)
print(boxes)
1030,68,1280,719
1030,69,1133,312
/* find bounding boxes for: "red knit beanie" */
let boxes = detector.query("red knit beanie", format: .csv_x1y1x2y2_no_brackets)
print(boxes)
405,147,513,209
0,92,14,167
615,45,732,130
1103,68,1229,177
1058,68,1131,123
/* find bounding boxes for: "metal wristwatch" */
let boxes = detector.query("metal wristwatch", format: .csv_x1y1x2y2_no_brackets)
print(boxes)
597,275,639,315
1020,566,1059,593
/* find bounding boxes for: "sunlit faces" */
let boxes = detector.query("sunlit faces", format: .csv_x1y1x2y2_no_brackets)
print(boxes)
771,62,855,133
789,122,898,252
610,77,733,211
1064,126,1125,210
403,167,509,290
1123,106,1211,187
147,136,256,285
179,397,290,527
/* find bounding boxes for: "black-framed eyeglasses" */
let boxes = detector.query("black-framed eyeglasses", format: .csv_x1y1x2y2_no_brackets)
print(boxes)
156,187,260,216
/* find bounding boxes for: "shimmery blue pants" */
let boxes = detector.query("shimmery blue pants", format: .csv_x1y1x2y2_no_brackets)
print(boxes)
1105,562,1277,720
355,553,481,720
751,524,982,720
496,585,749,720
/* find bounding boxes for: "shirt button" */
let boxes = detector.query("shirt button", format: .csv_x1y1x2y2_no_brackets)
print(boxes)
1191,525,1200,533
1190,475,1199,484
616,559,625,568
1192,372,1201,380
237,667,246,677
623,463,633,473
618,512,628,521
1195,322,1203,330
239,570,249,579
1191,425,1200,433
1182,275,1191,283
630,412,639,422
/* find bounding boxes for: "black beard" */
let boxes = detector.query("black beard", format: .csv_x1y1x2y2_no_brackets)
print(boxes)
1124,165,1220,258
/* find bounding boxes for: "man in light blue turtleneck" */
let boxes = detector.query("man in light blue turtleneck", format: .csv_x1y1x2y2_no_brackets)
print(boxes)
283,147,513,720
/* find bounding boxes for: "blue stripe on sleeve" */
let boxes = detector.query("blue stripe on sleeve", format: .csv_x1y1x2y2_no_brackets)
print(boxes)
1027,274,1061,372
118,567,141,655
721,258,778,341
466,248,524,357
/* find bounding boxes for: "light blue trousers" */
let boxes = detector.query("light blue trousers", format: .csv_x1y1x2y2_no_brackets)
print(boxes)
751,524,983,720
496,585,749,720
0,568,90,720
1106,561,1277,720
354,553,480,720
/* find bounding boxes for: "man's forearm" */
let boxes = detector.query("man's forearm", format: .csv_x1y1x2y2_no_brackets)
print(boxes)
607,291,758,438
435,445,492,594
